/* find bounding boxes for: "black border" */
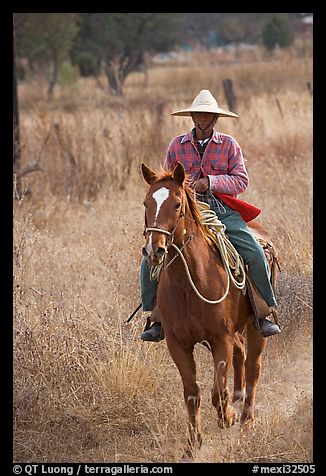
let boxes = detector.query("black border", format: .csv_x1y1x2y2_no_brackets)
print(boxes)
6,8,322,473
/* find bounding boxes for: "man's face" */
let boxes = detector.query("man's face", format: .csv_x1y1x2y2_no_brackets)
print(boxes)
191,112,218,132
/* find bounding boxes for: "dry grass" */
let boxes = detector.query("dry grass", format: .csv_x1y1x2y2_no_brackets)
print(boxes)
13,46,312,463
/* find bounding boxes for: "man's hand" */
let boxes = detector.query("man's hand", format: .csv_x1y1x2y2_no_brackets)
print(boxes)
194,177,209,192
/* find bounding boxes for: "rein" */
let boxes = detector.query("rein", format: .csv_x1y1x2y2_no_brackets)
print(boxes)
170,240,230,304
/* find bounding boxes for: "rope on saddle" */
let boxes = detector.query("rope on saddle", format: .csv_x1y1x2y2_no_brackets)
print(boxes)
196,201,247,292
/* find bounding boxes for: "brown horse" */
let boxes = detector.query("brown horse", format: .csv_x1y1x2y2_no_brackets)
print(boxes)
141,161,266,457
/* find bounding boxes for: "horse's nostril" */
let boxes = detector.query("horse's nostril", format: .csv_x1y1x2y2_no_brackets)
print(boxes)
156,247,166,258
142,247,148,257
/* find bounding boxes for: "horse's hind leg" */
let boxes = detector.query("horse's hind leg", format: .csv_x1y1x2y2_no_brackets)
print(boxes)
233,331,246,404
211,335,236,429
165,335,202,457
241,323,266,426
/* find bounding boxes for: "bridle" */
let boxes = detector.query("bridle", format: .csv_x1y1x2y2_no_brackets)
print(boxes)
142,194,192,281
143,196,187,248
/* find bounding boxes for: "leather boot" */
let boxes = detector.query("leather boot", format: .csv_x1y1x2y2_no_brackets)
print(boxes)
140,322,164,342
259,317,281,337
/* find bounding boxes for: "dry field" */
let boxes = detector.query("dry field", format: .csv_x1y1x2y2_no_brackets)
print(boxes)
13,46,313,463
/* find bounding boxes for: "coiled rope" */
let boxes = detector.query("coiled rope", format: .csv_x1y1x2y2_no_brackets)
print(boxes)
149,200,246,304
197,201,246,290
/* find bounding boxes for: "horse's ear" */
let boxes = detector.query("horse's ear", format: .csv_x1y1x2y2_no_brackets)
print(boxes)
172,162,185,186
141,162,158,185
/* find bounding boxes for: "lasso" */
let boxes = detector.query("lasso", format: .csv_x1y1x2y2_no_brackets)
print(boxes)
150,200,246,304
197,200,246,290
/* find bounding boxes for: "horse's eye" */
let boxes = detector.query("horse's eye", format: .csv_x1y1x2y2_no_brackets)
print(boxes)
175,203,181,209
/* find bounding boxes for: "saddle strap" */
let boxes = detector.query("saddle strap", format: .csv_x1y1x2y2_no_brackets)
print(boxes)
246,276,271,321
247,239,282,326
260,240,282,291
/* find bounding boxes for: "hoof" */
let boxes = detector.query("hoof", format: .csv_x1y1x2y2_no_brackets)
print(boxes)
240,414,255,429
217,409,236,429
181,447,195,461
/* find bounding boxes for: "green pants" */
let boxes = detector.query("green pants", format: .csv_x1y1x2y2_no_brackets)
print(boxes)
140,203,277,311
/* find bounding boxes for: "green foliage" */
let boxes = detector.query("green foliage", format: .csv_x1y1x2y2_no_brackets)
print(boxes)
70,13,104,67
14,12,302,93
15,13,81,99
16,13,80,64
71,13,180,66
109,13,180,54
69,13,182,93
262,14,294,50
57,62,79,86
219,16,246,44
75,52,101,77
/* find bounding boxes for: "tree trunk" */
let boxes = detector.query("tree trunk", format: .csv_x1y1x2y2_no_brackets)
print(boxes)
13,14,20,178
47,60,59,101
105,60,123,96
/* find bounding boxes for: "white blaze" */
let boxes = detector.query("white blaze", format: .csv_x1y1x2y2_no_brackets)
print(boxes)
145,187,169,256
152,187,170,225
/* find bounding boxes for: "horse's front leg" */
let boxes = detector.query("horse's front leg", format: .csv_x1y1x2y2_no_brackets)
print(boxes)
241,323,266,427
211,335,236,428
233,331,246,404
165,334,202,458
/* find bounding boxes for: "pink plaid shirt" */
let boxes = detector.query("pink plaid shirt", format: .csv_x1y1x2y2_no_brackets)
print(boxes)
163,128,248,196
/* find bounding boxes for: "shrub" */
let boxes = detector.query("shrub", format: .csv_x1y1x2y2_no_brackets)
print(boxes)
262,14,294,50
75,51,101,77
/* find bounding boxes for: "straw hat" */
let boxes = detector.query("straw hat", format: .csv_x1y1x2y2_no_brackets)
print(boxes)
171,89,238,118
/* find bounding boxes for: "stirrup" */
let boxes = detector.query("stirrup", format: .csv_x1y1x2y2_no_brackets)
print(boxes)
259,317,281,338
140,322,164,342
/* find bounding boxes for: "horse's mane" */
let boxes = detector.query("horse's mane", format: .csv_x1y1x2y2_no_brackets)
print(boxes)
153,169,211,243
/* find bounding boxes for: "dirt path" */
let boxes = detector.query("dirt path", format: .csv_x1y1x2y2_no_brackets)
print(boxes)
260,332,313,418
194,330,313,463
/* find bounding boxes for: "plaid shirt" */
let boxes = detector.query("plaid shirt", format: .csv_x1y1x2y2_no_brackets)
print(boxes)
163,128,249,197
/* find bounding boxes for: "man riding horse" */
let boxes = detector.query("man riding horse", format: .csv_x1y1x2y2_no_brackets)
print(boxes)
139,89,281,341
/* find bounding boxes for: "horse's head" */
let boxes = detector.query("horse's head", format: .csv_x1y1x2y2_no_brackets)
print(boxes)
141,162,186,265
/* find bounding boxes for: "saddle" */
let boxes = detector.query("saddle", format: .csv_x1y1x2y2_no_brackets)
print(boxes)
246,220,281,323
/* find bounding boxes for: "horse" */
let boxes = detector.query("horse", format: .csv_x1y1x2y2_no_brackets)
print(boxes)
140,161,267,457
